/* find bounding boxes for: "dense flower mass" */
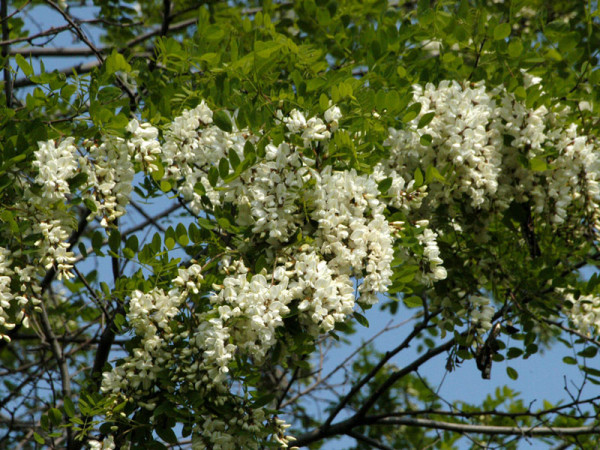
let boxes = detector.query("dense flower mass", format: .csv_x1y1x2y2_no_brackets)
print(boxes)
384,80,600,228
33,137,78,202
0,247,15,341
83,118,161,227
6,79,600,447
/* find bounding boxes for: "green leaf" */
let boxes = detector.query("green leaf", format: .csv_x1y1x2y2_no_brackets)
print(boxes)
562,356,577,365
176,223,189,246
353,312,369,327
151,160,165,182
0,153,27,172
219,157,230,179
49,407,62,426
402,102,422,123
213,110,233,133
33,432,45,445
63,397,76,418
403,295,423,308
386,90,400,112
414,167,424,187
508,39,523,58
582,366,600,377
294,359,311,370
506,366,518,380
91,231,104,251
426,165,445,183
61,83,77,99
251,393,276,408
243,140,255,158
165,236,176,250
84,197,97,212
494,23,511,41
420,134,432,146
506,347,523,359
0,210,19,234
578,347,598,359
15,54,33,77
229,149,241,170
197,217,215,230
160,180,172,192
108,229,120,253
126,235,139,253
67,172,88,190
529,157,547,172
208,166,219,187
378,177,393,193
156,426,178,444
105,50,131,74
319,93,329,111
255,254,268,273
417,112,435,129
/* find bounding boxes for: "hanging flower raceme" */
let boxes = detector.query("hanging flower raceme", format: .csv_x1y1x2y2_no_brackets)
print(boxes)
21,80,600,448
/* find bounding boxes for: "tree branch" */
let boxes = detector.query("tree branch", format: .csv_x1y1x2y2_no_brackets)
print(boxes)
11,16,197,89
366,416,600,437
1,0,11,107
0,209,90,353
346,430,394,450
295,414,600,447
37,301,74,449
323,310,439,428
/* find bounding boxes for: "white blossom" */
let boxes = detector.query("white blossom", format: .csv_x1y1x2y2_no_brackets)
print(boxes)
33,138,78,202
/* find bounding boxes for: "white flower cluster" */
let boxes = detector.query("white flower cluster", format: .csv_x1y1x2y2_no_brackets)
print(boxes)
82,118,161,227
466,295,495,338
384,80,503,210
88,436,116,450
536,123,599,224
0,247,15,341
97,103,448,447
161,101,221,212
564,292,600,336
437,293,495,342
196,409,294,449
101,287,183,395
0,249,42,340
33,138,78,202
414,220,447,284
311,167,394,304
105,104,441,389
125,119,161,173
22,139,79,279
83,135,134,227
35,220,76,280
372,166,426,213
384,80,600,226
15,120,161,288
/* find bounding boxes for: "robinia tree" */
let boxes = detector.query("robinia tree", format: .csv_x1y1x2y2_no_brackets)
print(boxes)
2,0,600,448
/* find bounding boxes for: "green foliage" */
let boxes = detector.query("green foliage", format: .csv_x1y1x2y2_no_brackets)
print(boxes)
1,0,600,449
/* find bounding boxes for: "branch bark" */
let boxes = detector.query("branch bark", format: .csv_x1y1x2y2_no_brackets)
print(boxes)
368,416,600,437
38,301,74,449
1,0,11,107
11,17,197,89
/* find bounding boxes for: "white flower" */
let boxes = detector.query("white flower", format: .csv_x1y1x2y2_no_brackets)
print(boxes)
33,138,78,202
88,435,116,450
126,119,162,172
564,292,600,336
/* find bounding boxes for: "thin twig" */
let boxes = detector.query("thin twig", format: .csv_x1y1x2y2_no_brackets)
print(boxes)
37,301,73,449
